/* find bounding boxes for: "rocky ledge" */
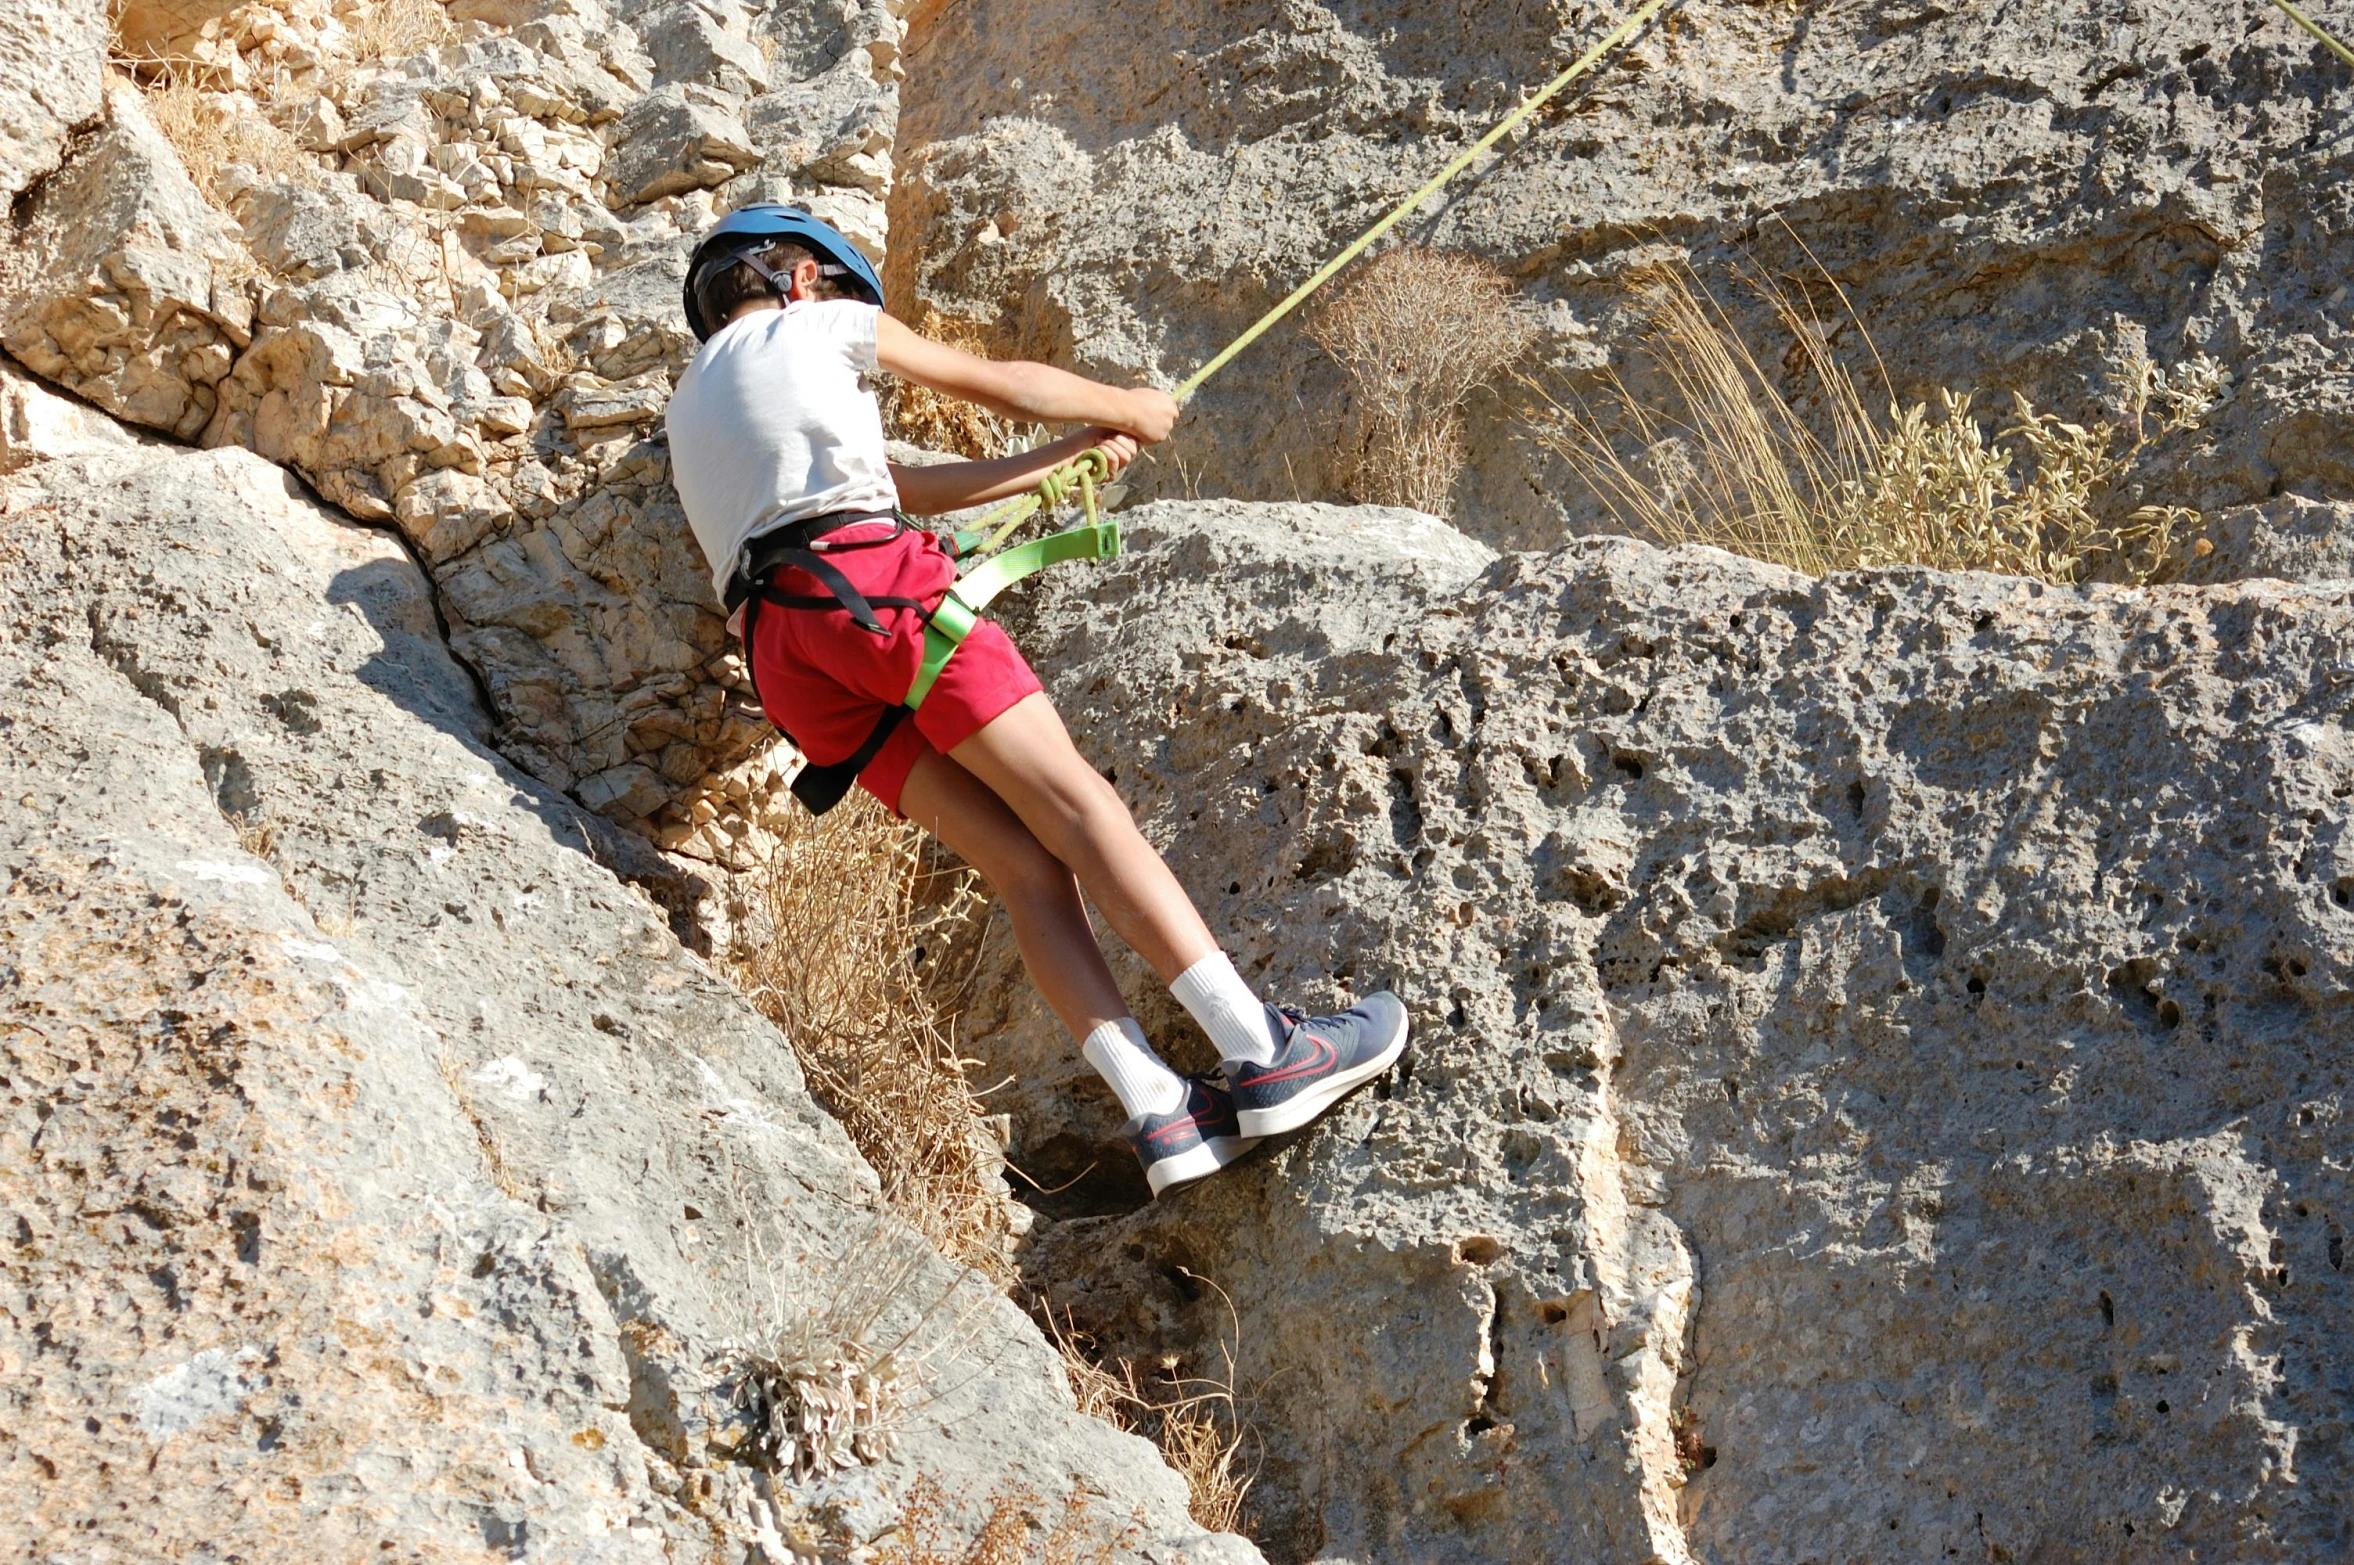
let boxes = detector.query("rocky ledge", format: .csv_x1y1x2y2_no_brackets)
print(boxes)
966,497,2354,1563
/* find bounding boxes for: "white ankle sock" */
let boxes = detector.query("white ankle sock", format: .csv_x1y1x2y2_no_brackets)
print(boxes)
1082,1017,1186,1119
1171,953,1281,1067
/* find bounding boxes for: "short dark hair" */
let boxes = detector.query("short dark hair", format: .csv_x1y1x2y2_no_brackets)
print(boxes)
694,239,854,327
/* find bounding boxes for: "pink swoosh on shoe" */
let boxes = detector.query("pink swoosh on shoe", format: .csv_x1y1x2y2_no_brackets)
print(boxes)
1247,1034,1338,1087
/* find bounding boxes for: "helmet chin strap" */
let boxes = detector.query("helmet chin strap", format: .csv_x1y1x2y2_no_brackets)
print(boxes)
704,244,857,314
732,246,795,302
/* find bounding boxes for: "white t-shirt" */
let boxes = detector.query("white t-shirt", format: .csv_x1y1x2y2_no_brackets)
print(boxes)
665,299,901,599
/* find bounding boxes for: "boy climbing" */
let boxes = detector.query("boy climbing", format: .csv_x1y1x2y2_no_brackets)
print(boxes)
664,205,1407,1195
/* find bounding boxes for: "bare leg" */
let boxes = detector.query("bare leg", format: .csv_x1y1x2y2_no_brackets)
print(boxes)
948,693,1219,983
896,745,1132,1041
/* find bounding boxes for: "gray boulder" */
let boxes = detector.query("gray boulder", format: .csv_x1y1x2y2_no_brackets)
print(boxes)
0,356,149,473
635,0,771,95
0,0,106,203
603,84,760,208
968,498,2354,1562
0,420,1262,1564
748,59,898,194
758,0,903,82
221,172,394,285
111,0,243,60
1,81,254,440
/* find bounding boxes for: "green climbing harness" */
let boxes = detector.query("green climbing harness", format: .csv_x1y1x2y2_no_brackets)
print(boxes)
901,0,1678,712
912,447,1119,707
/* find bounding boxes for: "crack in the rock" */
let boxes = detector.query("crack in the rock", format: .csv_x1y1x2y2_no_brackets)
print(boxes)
1464,1276,1501,1438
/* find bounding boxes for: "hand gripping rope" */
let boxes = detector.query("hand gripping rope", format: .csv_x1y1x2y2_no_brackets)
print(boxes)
900,0,1679,713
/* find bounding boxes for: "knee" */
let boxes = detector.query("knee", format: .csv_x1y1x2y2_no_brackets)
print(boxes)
1045,769,1139,857
977,827,1075,910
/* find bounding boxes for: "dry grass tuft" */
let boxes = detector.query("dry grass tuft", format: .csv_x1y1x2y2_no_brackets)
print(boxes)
877,1477,1138,1565
726,792,1015,1284
1042,1283,1257,1535
1310,246,1539,517
341,0,457,65
136,65,315,201
880,309,1048,460
717,1214,960,1485
1528,259,2228,583
731,1314,906,1482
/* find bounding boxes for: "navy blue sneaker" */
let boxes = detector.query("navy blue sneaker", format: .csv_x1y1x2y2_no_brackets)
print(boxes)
1129,1076,1261,1197
1227,993,1410,1138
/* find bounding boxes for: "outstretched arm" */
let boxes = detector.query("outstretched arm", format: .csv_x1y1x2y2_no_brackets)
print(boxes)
877,315,1178,443
889,430,1139,517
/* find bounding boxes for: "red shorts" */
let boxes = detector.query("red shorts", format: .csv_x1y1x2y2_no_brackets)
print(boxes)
743,523,1042,813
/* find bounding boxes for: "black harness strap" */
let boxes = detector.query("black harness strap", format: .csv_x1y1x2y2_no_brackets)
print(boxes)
760,547,897,636
730,510,925,816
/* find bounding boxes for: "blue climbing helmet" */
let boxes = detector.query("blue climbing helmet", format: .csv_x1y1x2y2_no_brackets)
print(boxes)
682,204,884,340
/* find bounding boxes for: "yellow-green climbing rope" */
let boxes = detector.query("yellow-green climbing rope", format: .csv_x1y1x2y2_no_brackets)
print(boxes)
2268,0,2354,70
950,0,1676,560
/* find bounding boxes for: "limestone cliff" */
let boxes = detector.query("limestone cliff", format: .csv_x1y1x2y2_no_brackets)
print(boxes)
894,0,2354,553
972,499,2354,1562
0,368,1257,1564
10,0,2354,1560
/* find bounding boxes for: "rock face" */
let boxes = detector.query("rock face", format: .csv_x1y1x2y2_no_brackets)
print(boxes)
3,0,921,866
0,408,1259,1563
0,0,106,203
3,81,256,441
2186,493,2354,586
967,499,2354,1563
893,0,2354,549
0,357,150,472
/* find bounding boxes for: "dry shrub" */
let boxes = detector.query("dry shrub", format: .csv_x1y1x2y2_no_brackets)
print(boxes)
1309,246,1539,517
877,1478,1137,1565
726,791,1014,1284
136,65,314,200
340,0,456,64
1529,259,2228,583
880,308,1047,459
715,1210,995,1490
1042,1282,1256,1535
726,1246,915,1482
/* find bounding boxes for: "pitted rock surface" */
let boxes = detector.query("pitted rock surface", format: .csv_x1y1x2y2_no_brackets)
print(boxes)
966,499,2354,1563
894,0,2354,550
0,418,1261,1564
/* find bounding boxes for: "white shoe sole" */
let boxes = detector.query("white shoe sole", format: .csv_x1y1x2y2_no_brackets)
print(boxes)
1232,1016,1410,1139
1144,1133,1261,1197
